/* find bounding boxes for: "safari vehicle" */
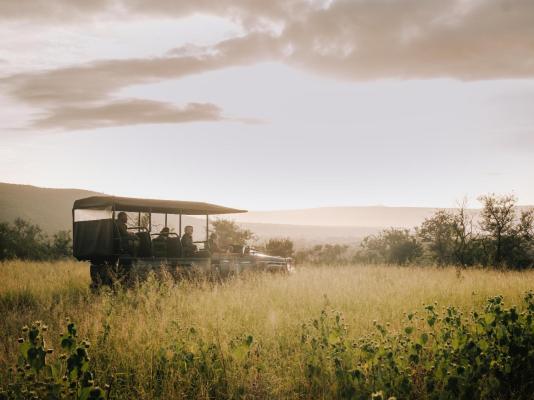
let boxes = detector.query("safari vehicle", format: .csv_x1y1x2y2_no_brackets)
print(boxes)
72,196,293,287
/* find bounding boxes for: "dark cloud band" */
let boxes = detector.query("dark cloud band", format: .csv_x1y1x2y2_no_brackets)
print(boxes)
32,100,226,130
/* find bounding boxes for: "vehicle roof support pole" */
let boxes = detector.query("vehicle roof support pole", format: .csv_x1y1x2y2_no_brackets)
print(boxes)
179,214,182,236
149,211,152,232
206,215,209,242
164,213,167,228
71,209,74,237
138,212,141,232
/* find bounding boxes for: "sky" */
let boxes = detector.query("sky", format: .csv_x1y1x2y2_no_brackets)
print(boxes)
1,0,533,210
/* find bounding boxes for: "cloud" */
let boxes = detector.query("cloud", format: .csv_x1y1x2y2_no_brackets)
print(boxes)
0,0,113,21
1,33,281,106
0,33,281,130
280,0,534,80
4,1,534,86
0,0,295,24
32,99,226,130
2,0,534,131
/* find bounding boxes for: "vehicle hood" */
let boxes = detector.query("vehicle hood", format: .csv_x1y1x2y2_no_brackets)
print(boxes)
251,252,288,263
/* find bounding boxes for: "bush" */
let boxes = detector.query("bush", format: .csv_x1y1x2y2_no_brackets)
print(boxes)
265,238,294,258
0,218,71,261
295,244,350,265
0,321,106,400
211,219,254,249
356,228,421,265
300,292,534,399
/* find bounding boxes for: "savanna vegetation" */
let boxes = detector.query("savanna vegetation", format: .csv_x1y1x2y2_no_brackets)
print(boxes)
1,192,534,399
0,219,71,262
2,193,532,271
1,261,534,399
354,194,534,269
288,194,534,269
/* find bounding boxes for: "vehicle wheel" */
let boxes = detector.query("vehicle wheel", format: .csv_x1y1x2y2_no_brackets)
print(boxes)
89,264,104,289
89,264,100,289
90,263,113,289
285,260,294,274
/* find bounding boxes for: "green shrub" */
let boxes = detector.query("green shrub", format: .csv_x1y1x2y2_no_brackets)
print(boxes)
0,219,71,261
1,321,107,400
300,292,534,399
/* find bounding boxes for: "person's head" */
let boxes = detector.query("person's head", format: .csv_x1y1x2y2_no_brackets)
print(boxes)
184,225,194,235
160,227,170,237
117,212,127,223
210,232,218,240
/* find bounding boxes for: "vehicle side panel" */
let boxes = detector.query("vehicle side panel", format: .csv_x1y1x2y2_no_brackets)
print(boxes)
73,219,114,260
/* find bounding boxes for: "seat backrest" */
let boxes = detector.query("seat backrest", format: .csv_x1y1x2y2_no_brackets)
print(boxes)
167,236,182,258
152,237,167,258
136,231,152,257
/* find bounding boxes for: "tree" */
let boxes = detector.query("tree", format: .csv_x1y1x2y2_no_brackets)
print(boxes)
211,219,254,248
295,244,350,265
506,209,534,269
358,228,421,265
0,218,72,261
357,235,387,264
450,201,478,266
0,218,72,260
0,221,17,260
478,194,517,265
517,209,534,241
265,238,294,258
10,218,50,260
383,228,422,265
418,210,456,266
50,230,73,259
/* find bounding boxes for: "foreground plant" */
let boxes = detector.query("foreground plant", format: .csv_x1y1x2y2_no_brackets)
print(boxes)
3,292,534,399
1,321,107,400
300,292,534,399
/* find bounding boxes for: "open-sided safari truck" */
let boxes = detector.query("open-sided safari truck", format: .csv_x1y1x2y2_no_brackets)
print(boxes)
73,196,293,287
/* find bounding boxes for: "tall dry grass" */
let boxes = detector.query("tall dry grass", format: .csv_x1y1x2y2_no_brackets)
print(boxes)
1,260,533,398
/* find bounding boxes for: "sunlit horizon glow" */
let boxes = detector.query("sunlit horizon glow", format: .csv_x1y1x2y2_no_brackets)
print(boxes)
1,1,533,211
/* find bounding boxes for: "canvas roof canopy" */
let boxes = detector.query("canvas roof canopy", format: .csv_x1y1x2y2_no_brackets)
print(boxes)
73,196,247,215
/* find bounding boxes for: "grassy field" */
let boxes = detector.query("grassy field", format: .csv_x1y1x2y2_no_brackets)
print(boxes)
1,261,534,399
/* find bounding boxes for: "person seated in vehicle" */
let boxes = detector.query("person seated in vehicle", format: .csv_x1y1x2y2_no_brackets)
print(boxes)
116,212,138,254
156,227,170,240
208,232,220,253
152,227,170,258
181,225,198,257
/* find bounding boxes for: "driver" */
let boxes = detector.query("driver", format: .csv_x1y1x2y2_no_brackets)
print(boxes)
116,212,138,254
181,225,198,257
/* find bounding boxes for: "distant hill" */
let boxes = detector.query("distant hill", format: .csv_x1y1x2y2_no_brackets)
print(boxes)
239,222,382,247
233,207,450,228
0,183,102,233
